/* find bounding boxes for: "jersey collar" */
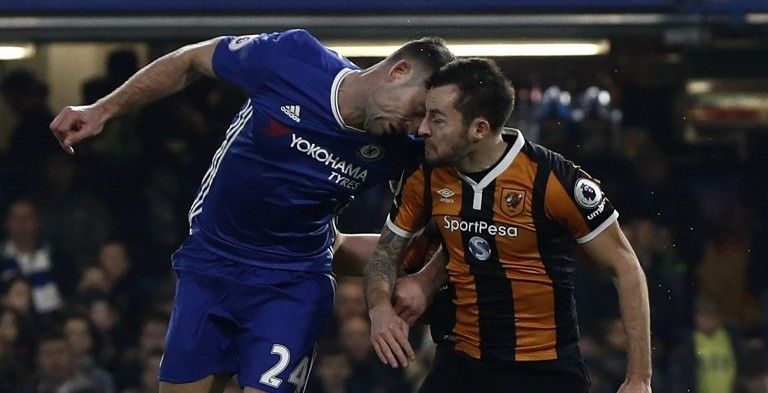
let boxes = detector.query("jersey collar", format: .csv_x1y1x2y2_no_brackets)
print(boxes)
456,129,525,209
330,68,366,133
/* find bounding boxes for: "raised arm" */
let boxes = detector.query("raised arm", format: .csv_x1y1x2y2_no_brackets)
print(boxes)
364,226,415,369
50,38,221,153
581,221,652,393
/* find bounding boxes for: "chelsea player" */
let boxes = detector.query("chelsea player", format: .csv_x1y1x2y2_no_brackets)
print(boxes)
50,30,454,393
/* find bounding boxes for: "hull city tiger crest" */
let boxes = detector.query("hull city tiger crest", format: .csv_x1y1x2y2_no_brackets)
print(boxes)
501,188,526,217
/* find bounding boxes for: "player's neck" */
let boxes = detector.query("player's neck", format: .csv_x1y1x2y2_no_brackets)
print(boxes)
456,134,508,174
336,65,385,130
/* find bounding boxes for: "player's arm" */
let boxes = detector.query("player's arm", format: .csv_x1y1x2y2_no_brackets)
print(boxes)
581,222,652,393
332,233,380,277
364,226,415,369
393,242,448,325
365,166,430,368
51,38,221,153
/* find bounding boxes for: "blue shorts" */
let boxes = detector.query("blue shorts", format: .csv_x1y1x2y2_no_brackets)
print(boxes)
159,256,335,392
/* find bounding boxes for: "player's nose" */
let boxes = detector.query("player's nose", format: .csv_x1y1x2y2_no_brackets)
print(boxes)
416,120,431,138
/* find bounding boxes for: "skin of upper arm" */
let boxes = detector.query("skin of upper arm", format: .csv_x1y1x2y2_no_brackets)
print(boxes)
580,221,639,273
184,37,223,79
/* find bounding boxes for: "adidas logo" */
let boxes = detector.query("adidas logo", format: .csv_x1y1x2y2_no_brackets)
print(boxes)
281,105,301,123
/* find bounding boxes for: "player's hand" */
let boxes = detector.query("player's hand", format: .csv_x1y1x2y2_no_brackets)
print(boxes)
369,303,415,369
50,104,110,154
393,275,430,325
616,379,651,393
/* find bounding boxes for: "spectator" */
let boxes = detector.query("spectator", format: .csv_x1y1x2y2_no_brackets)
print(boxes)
1,199,77,316
86,295,125,372
0,306,33,392
63,313,115,393
96,241,144,329
26,329,105,393
77,266,110,297
670,297,740,393
115,311,168,390
324,278,366,340
1,276,33,318
41,153,112,266
0,70,59,198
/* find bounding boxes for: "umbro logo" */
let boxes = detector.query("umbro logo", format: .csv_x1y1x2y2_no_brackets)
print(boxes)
437,188,455,203
281,105,301,123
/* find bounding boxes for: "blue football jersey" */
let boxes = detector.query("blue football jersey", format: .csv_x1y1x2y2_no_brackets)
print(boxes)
177,29,423,273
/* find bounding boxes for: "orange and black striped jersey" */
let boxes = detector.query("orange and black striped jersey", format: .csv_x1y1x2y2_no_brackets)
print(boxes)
387,131,618,363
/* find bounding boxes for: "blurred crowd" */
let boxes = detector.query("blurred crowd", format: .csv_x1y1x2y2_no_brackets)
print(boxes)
0,49,766,393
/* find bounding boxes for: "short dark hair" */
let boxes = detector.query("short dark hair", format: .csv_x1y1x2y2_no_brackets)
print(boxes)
426,58,515,132
387,37,455,74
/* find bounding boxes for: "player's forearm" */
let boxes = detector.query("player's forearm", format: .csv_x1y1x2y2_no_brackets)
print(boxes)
94,40,217,120
364,229,409,309
613,257,652,381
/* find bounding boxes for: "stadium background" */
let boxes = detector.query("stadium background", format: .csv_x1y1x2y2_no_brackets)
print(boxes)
0,0,767,392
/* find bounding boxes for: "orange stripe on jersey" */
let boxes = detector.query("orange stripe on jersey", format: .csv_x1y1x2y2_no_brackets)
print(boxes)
544,173,590,239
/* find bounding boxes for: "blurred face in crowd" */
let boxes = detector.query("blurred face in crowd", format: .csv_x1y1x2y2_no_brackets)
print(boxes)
623,219,672,264
99,242,130,283
89,299,118,332
78,266,110,294
5,201,40,250
418,84,476,166
0,310,19,345
695,310,722,336
37,338,74,384
140,319,168,352
335,279,366,322
64,317,94,359
317,353,351,392
340,316,371,362
2,279,31,315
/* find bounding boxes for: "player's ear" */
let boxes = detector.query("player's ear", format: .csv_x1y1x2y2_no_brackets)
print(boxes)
469,117,492,143
387,59,412,82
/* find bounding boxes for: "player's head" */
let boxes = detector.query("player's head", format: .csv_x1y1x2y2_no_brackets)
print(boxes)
364,37,455,136
417,58,515,165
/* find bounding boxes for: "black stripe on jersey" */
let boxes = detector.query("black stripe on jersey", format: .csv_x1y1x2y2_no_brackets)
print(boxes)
389,166,428,223
526,143,581,360
460,179,517,362
423,165,433,218
429,281,457,348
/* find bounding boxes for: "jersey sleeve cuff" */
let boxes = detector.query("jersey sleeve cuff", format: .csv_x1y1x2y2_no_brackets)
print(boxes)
386,215,421,239
576,210,619,244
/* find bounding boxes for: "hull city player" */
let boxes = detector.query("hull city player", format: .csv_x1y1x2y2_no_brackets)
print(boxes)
364,58,652,393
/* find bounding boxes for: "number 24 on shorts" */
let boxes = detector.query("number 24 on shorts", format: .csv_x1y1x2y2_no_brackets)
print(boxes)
259,344,311,391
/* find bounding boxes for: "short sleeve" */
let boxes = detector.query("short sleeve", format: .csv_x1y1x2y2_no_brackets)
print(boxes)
544,159,618,244
212,29,314,96
386,166,429,239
